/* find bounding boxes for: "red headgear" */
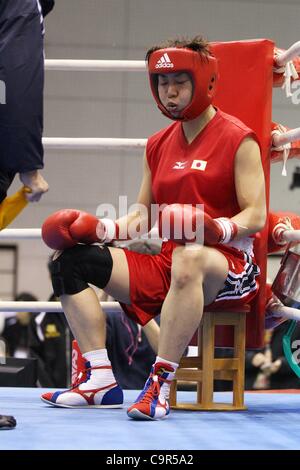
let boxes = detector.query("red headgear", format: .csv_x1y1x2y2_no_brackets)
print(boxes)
148,47,218,121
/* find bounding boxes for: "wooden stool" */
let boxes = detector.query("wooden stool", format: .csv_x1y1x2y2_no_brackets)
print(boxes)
170,307,249,411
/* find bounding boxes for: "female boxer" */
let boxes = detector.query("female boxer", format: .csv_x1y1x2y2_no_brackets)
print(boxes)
41,36,266,420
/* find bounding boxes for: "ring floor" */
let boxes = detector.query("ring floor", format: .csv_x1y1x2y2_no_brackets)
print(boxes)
0,388,300,450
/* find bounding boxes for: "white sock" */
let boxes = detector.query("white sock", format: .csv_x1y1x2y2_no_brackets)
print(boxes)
79,349,117,390
83,348,110,367
155,356,179,372
154,356,178,399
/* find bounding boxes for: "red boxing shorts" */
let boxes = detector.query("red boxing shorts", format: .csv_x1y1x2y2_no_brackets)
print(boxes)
120,240,260,325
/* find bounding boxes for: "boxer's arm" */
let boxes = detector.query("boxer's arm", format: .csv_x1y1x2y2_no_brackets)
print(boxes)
233,137,267,238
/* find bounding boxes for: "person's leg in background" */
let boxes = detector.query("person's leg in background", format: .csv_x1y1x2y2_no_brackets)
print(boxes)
0,0,54,428
0,0,49,204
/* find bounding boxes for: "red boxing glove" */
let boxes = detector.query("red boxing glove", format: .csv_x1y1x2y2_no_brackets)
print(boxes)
42,209,118,250
160,204,238,245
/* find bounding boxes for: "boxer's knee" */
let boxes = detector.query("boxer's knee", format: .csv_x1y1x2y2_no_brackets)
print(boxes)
171,245,206,290
49,244,113,296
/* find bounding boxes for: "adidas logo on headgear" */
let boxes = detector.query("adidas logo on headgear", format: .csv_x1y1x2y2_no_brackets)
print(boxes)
155,53,174,69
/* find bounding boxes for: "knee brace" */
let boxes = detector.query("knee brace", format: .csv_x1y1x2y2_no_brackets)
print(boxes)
49,244,113,296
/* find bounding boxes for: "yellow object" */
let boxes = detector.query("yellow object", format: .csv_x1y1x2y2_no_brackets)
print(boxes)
45,324,61,339
0,187,30,230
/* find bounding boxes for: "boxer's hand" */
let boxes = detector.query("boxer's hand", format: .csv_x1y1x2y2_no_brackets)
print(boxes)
42,210,81,250
69,211,107,244
42,209,116,250
160,204,237,245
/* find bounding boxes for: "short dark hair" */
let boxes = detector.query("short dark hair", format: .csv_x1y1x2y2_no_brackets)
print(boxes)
15,292,37,302
145,35,211,63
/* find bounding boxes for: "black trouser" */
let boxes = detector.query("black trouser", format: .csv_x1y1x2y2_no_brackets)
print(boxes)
0,0,44,175
0,168,15,203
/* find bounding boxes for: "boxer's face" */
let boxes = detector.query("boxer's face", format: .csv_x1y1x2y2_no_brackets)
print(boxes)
157,72,192,118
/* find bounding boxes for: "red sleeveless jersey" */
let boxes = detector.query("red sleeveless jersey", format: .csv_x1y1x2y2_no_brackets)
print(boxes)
146,108,258,219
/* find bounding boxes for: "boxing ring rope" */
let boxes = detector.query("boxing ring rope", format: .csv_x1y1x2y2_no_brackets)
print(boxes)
274,40,300,67
0,226,160,240
281,230,300,242
45,59,146,72
0,228,41,239
0,301,121,313
42,131,300,152
272,127,300,147
44,40,300,72
42,137,147,150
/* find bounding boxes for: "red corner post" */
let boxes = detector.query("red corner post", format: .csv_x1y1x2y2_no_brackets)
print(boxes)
211,39,274,348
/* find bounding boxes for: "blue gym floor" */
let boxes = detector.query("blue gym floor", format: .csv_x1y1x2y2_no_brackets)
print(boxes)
1,388,300,450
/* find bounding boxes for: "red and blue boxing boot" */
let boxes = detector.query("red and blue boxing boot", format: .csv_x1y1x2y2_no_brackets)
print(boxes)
41,363,123,408
127,362,175,420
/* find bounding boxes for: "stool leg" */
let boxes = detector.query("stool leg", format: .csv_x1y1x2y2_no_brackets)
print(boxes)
201,313,215,408
169,380,177,407
196,326,203,405
233,312,246,408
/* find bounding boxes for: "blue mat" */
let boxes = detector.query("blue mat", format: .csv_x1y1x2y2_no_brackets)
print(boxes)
0,388,300,450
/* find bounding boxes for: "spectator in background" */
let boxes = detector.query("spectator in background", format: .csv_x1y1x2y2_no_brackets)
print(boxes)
28,293,72,388
1,292,37,358
245,321,300,390
28,255,72,388
103,295,159,390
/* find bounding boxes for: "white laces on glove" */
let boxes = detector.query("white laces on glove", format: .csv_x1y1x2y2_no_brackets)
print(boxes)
282,61,299,98
273,58,299,98
271,125,291,176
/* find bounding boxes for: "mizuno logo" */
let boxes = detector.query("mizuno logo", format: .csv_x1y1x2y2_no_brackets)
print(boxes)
173,161,187,169
155,53,174,69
